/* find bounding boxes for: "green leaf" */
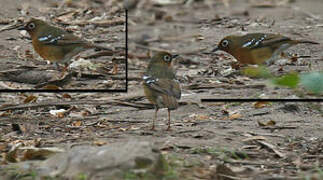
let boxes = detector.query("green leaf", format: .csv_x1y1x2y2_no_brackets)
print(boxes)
300,72,323,94
242,65,272,78
272,73,299,88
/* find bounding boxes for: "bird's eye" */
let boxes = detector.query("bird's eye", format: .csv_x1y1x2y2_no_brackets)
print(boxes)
163,55,171,62
27,22,36,30
221,40,229,47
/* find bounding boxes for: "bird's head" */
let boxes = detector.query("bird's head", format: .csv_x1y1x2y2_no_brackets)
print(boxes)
17,18,47,37
211,35,238,54
152,51,179,67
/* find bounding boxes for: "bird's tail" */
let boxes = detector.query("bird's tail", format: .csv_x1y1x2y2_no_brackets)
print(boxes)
87,44,114,51
296,40,320,45
86,44,125,56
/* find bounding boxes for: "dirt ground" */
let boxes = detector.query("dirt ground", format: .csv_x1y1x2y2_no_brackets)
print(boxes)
0,0,323,180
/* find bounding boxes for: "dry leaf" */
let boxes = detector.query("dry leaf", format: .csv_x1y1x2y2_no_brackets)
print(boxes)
62,93,72,99
5,149,18,163
0,111,11,117
0,144,7,151
164,15,173,22
42,85,61,90
258,120,276,126
229,113,242,120
93,140,107,146
57,112,65,118
21,147,64,161
23,95,37,104
50,109,67,118
72,121,82,127
81,110,91,116
112,63,118,74
195,34,204,41
189,114,209,121
253,101,270,108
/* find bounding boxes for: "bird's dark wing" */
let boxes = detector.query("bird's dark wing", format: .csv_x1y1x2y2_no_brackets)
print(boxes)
37,32,87,46
241,33,291,49
256,34,292,48
143,75,181,99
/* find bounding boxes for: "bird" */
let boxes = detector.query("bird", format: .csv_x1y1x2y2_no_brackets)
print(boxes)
142,51,181,131
17,18,113,67
212,33,319,65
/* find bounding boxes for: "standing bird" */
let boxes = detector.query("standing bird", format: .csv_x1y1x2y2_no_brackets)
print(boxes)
17,18,113,67
143,52,181,131
212,33,319,65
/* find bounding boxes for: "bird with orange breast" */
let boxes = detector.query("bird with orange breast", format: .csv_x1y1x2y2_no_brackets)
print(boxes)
17,18,113,67
143,51,181,131
212,33,319,65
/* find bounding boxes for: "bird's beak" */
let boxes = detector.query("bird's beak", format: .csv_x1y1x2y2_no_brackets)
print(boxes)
17,25,26,30
211,46,219,53
172,54,179,59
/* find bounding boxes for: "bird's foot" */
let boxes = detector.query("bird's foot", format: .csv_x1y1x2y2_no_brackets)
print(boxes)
112,63,118,74
59,65,69,78
150,125,156,131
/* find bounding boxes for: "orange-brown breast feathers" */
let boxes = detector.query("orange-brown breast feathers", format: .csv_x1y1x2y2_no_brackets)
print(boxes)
31,38,64,61
230,46,274,64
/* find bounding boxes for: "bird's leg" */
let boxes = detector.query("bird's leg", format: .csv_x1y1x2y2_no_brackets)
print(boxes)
59,63,69,78
151,107,158,130
63,63,69,72
112,62,118,75
54,62,66,78
166,109,171,131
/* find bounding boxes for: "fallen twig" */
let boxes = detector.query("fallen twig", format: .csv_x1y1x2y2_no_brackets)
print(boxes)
261,126,298,130
106,120,149,123
257,140,285,158
247,132,285,138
